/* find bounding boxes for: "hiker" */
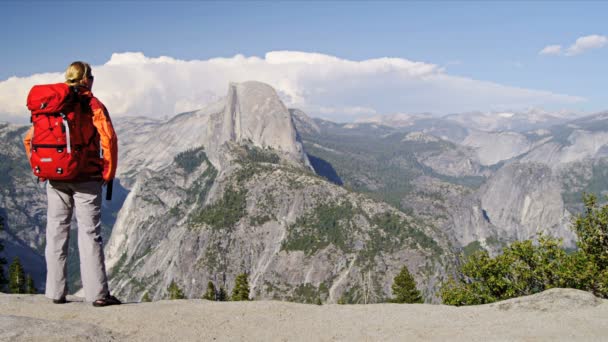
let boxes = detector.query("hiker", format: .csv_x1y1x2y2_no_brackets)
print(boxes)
23,61,120,307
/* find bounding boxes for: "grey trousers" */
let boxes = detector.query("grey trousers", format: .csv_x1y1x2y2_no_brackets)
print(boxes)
45,180,110,302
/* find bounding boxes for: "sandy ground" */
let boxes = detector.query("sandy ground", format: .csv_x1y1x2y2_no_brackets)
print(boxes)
0,288,606,342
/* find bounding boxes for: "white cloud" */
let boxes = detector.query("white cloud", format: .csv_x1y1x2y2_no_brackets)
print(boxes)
539,45,562,55
0,51,586,122
541,35,607,57
566,34,607,56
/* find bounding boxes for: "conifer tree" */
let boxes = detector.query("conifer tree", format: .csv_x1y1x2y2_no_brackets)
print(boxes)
25,274,36,294
8,257,26,294
231,273,250,301
391,266,423,303
218,286,228,301
202,281,216,300
141,292,151,302
0,216,7,291
167,280,185,299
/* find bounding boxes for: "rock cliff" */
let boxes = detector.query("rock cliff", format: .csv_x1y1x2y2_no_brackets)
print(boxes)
104,82,454,303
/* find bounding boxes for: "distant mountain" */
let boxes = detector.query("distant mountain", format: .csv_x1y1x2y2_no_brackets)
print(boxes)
2,82,607,304
104,82,455,303
295,109,608,254
442,108,582,132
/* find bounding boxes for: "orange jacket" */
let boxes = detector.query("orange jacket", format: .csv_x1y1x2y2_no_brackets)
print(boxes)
24,87,118,181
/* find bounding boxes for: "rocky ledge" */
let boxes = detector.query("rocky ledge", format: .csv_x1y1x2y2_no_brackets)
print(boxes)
0,288,606,341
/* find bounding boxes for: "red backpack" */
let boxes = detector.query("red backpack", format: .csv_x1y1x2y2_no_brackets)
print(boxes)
26,83,85,180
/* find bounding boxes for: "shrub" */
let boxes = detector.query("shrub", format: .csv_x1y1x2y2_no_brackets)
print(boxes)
442,194,608,305
441,236,571,306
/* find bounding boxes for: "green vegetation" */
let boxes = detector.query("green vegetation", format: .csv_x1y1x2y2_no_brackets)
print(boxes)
442,195,608,306
562,159,608,207
301,128,487,213
391,266,423,303
199,280,228,301
337,286,361,304
281,201,358,255
8,257,26,294
128,277,148,295
174,147,209,174
190,187,248,230
289,283,329,304
571,194,608,294
233,162,273,185
0,216,6,291
167,280,185,299
369,212,442,256
218,286,228,301
202,281,216,300
184,164,218,206
249,214,273,226
462,241,484,258
141,292,152,302
240,145,281,164
25,275,36,294
227,144,282,186
109,252,128,278
231,273,250,301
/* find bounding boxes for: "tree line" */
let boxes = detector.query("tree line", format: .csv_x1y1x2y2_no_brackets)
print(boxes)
153,268,423,304
0,216,37,294
142,272,252,302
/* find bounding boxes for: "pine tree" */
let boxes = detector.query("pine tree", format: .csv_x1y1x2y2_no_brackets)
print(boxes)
8,257,26,294
218,286,228,301
141,292,151,302
202,281,216,300
167,280,185,300
231,273,250,301
391,266,423,304
0,216,7,291
25,274,36,294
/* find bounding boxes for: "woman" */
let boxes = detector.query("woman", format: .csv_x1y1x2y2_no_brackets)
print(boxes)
23,61,120,306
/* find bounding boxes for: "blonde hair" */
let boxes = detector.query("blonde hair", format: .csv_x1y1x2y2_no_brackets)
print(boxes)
65,61,92,86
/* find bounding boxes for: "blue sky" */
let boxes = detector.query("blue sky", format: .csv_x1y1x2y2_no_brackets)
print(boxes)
0,1,606,121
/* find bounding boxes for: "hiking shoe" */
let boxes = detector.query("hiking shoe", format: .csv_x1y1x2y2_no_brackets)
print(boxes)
52,297,67,304
92,294,122,307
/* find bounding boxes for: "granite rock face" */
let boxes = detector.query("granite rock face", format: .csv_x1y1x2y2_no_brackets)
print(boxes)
104,82,454,303
461,130,532,166
117,81,310,187
0,123,48,288
479,162,574,245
